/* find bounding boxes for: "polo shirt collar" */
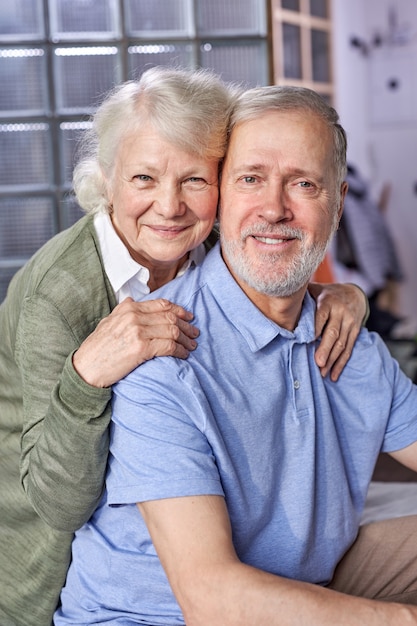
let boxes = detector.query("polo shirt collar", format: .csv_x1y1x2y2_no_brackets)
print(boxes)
205,244,316,352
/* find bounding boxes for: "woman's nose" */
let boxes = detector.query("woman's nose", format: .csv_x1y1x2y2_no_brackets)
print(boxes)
154,184,186,218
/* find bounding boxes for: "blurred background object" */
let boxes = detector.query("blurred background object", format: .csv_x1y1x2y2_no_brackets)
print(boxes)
332,163,404,339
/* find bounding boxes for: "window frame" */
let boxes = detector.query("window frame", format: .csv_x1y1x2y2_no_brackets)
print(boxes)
271,0,334,98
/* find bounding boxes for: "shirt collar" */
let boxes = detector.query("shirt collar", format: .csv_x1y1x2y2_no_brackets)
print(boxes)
205,244,316,352
94,212,206,302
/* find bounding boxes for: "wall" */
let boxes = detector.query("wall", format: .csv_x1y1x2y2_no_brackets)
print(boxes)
332,0,417,327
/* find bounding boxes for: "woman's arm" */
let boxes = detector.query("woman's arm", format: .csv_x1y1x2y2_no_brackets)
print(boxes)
17,294,112,532
18,296,199,532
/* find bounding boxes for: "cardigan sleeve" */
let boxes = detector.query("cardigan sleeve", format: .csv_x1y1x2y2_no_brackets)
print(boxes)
16,293,112,532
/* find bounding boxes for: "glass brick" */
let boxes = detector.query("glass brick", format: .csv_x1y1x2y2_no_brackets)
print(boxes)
197,0,266,36
0,48,48,114
0,123,51,187
60,194,85,229
53,46,121,112
200,41,268,87
49,0,120,40
0,1,44,39
0,196,55,258
59,120,92,185
125,0,191,36
128,43,194,78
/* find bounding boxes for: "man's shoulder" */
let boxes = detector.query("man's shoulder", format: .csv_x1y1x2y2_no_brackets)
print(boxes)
350,327,390,358
146,244,222,309
336,327,402,387
118,249,227,390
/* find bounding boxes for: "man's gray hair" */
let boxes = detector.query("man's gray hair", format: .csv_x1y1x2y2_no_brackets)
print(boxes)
73,66,238,214
228,85,347,188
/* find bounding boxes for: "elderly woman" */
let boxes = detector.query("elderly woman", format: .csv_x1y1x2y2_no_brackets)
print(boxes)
0,66,366,626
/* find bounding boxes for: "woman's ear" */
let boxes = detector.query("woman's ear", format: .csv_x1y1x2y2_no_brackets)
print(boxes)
101,168,114,213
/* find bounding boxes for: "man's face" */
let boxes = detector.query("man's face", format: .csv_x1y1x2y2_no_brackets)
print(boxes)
219,109,345,298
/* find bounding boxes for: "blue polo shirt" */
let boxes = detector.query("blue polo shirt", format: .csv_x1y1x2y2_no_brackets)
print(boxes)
55,243,417,626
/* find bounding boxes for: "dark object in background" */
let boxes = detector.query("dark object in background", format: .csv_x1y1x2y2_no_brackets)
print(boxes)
335,164,404,339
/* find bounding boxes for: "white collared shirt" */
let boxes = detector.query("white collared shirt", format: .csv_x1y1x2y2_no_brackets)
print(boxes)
94,212,205,303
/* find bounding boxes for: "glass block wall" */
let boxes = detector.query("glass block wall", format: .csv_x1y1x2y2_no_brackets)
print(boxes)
0,0,270,302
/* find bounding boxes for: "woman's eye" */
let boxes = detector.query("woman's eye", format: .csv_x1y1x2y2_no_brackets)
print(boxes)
183,177,209,189
135,174,152,182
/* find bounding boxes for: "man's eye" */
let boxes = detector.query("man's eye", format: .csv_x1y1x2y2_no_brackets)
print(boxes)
299,181,312,188
242,176,257,183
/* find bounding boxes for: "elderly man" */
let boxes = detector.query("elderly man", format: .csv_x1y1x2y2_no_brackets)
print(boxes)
55,86,417,625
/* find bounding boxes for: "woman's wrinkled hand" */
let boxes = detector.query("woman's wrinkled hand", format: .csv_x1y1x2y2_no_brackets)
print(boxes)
309,283,368,382
72,298,199,388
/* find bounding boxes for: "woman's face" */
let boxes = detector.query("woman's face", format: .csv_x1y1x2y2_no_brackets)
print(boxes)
107,121,220,277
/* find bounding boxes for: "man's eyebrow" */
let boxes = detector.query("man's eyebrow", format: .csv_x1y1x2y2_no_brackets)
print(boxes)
282,167,327,183
228,163,266,174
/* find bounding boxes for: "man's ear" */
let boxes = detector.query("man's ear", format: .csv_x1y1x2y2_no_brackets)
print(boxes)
337,181,349,223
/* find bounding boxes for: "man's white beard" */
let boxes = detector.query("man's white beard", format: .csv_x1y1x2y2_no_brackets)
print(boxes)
220,224,331,297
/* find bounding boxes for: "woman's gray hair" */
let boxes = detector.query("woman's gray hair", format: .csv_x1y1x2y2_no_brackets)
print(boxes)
228,85,347,189
73,66,238,214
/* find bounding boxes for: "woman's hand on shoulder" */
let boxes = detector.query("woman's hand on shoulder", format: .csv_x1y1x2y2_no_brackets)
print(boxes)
72,298,199,388
309,282,368,382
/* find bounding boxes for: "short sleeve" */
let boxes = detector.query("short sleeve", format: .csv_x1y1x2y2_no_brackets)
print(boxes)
107,358,225,505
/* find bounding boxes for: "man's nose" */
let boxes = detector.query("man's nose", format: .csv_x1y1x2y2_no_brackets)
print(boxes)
259,185,292,222
154,184,186,218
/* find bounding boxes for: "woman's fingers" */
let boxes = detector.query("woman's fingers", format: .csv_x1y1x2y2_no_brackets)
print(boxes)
72,298,199,388
310,283,367,381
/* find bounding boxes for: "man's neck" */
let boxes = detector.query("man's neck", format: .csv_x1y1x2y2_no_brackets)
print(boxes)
230,275,307,331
